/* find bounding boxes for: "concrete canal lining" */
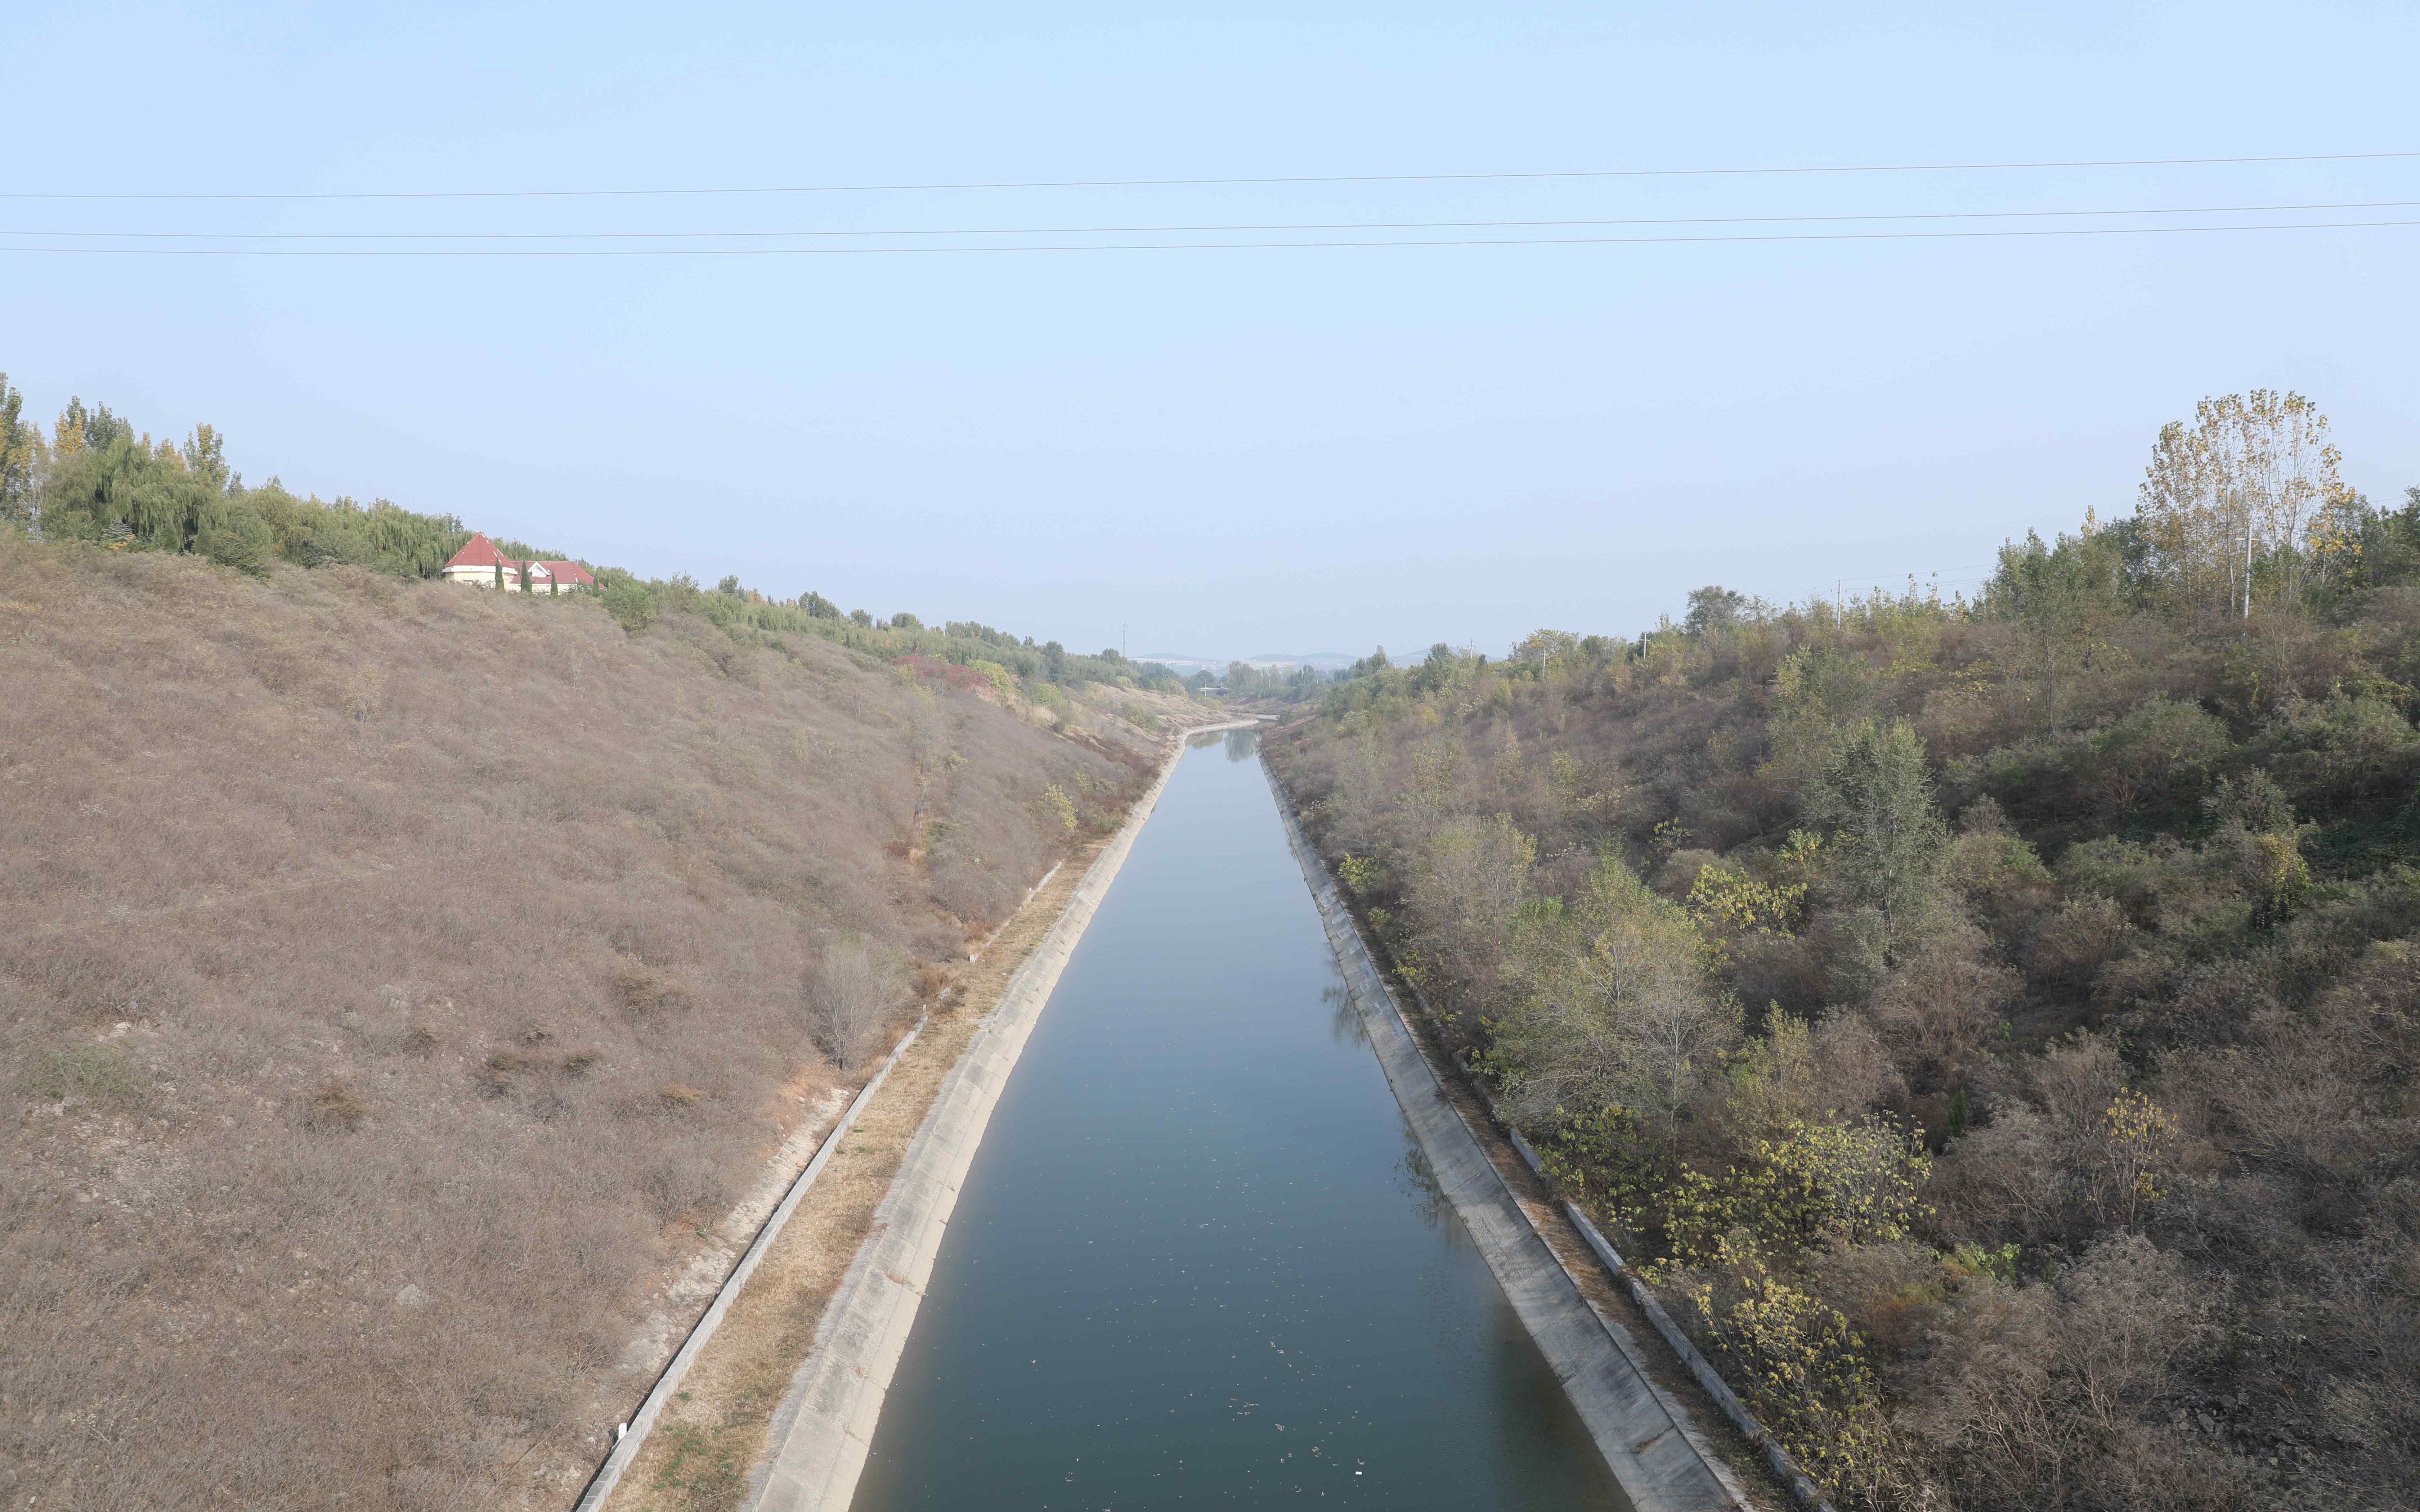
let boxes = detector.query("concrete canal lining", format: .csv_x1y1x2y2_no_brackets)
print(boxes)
1267,767,1752,1512
744,723,1254,1512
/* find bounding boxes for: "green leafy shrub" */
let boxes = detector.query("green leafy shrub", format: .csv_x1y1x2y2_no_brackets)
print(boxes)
601,578,659,634
194,498,276,577
26,1043,140,1103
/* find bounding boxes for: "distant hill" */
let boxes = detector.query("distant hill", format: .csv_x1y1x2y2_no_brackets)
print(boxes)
1132,651,1226,676
1136,651,1364,676
1242,651,1359,671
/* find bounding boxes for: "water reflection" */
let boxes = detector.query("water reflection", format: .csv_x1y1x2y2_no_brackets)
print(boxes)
1225,726,1259,762
1324,982,1370,1049
1392,1122,1458,1236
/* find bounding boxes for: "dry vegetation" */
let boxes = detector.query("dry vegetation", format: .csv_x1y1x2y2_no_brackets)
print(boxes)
0,533,1200,1509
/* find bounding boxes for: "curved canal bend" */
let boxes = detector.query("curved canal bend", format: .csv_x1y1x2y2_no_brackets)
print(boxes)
848,729,1631,1511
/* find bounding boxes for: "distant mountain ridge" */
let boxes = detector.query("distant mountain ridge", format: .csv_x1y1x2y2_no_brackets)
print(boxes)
1136,651,1361,675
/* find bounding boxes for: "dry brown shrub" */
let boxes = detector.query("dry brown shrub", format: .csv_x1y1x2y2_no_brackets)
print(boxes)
614,962,695,1017
0,534,1182,1509
1869,922,2020,1101
2027,892,2135,994
303,1079,369,1131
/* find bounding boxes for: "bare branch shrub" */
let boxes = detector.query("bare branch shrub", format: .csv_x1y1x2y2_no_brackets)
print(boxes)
805,935,909,1070
1868,921,2018,1100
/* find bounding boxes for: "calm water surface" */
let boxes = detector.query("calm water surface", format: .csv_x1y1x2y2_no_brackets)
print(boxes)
850,730,1630,1511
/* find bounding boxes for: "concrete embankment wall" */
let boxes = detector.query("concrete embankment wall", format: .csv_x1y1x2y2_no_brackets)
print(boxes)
744,723,1254,1512
573,1018,926,1512
1265,762,1753,1512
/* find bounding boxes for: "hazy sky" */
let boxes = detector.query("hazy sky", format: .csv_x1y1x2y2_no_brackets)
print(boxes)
7,2,2417,660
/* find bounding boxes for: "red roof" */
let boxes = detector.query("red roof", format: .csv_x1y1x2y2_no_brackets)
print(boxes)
444,533,513,570
443,535,594,586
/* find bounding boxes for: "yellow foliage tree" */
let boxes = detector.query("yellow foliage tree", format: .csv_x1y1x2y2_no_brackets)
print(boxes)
2138,390,2346,618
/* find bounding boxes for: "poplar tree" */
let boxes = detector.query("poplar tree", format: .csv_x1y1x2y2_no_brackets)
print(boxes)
2138,390,2343,618
0,373,37,517
1811,718,1946,981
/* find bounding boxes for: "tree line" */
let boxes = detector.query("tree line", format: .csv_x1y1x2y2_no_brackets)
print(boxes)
0,374,1188,701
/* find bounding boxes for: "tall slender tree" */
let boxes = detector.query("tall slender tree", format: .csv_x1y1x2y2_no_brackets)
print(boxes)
1811,718,1947,979
2138,391,2343,618
0,373,38,517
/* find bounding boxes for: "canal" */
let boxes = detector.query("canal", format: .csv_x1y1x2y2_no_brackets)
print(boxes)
848,729,1632,1510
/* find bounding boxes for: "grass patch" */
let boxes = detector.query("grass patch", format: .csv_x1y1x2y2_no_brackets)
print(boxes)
25,1043,140,1103
651,1423,749,1511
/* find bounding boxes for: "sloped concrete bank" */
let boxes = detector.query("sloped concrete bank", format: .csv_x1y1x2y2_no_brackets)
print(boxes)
1265,762,1754,1512
743,723,1255,1512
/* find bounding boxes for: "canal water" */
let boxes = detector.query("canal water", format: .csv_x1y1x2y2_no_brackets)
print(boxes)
848,729,1631,1511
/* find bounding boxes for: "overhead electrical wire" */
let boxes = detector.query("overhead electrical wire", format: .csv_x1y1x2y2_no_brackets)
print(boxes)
3,217,2415,256
5,149,2416,202
9,196,2419,243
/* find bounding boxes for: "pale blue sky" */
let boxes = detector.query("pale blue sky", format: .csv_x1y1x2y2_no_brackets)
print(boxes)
7,2,2417,659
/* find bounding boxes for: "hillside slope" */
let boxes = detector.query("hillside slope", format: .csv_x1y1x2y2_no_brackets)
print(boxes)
1269,540,2420,1509
0,536,1198,1509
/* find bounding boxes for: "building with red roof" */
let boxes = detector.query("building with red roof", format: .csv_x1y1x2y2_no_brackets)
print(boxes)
438,534,595,595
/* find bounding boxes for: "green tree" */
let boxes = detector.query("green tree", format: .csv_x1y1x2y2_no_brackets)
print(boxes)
40,431,218,551
1042,783,1078,835
1682,584,1748,635
0,373,38,518
1760,645,1883,794
180,423,232,490
1493,854,1738,1138
601,578,658,633
1811,718,1947,981
193,497,276,577
1988,523,2128,730
1408,812,1534,990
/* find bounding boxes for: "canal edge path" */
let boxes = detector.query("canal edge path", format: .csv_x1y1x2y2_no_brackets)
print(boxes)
1264,759,1764,1512
702,721,1252,1512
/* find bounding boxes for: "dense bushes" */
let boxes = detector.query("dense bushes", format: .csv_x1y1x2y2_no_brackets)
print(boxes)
1270,406,2420,1509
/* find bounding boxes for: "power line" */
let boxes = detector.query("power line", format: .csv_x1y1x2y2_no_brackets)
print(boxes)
13,197,2417,243
4,216,2415,256
6,149,2416,202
